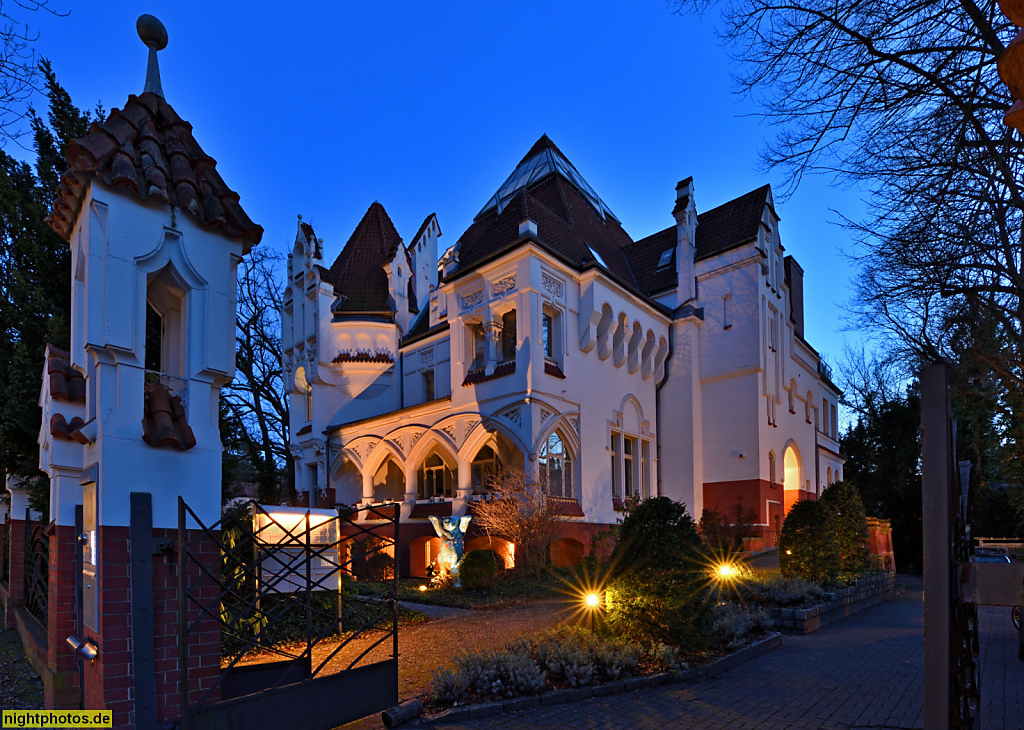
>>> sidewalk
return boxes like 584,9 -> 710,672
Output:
368,574 -> 1022,730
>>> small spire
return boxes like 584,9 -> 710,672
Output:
137,15 -> 168,98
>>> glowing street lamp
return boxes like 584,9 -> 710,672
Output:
585,592 -> 601,608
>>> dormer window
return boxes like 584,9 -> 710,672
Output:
587,245 -> 608,268
657,249 -> 673,269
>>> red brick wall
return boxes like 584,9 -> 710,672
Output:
4,518 -> 30,630
46,526 -> 80,709
703,480 -> 790,547
80,526 -> 221,729
866,518 -> 895,571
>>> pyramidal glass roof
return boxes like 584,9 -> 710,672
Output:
476,136 -> 619,223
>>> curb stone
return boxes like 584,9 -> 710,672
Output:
418,633 -> 782,726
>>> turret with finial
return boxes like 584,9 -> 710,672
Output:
137,14 -> 168,98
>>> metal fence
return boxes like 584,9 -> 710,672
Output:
23,514 -> 49,626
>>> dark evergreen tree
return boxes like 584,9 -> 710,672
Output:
819,481 -> 872,578
0,62 -> 92,514
840,386 -> 923,572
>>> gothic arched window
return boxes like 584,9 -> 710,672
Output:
540,431 -> 573,499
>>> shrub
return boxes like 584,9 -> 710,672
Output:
460,549 -> 500,589
711,603 -> 774,649
365,551 -> 394,581
741,573 -> 824,607
531,626 -> 641,686
427,626 -> 685,707
606,497 -> 712,650
779,500 -> 840,584
819,481 -> 873,579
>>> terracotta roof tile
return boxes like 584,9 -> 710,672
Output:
409,502 -> 453,519
327,202 -> 404,313
296,424 -> 312,436
50,414 -> 88,444
142,382 -> 196,450
462,360 -> 515,386
46,349 -> 86,403
331,351 -> 395,364
548,497 -> 585,517
362,503 -> 399,521
544,362 -> 566,379
47,92 -> 262,251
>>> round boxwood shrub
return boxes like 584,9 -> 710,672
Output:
779,499 -> 839,585
460,549 -> 501,589
819,481 -> 872,579
606,497 -> 712,651
365,551 -> 394,581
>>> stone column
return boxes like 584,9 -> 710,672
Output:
454,455 -> 473,515
362,468 -> 375,504
402,463 -> 418,520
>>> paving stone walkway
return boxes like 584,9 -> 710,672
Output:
345,574 -> 1024,729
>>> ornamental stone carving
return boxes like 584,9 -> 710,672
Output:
460,289 -> 484,310
504,407 -> 522,427
542,274 -> 563,298
420,348 -> 434,365
492,275 -> 516,297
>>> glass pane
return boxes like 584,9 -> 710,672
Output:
543,314 -> 553,358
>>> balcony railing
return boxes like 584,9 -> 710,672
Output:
817,358 -> 833,382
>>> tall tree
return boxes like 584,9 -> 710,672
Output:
675,0 -> 1024,471
222,246 -> 291,504
0,62 -> 91,513
0,1 -> 67,146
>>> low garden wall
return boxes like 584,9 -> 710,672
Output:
768,572 -> 900,634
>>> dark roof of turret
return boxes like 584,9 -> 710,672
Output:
327,201 -> 405,313
47,92 -> 262,251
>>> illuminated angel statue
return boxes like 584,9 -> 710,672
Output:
428,515 -> 472,587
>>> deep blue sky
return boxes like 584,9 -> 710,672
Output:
15,0 -> 869,371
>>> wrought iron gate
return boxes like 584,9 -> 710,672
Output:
178,498 -> 400,730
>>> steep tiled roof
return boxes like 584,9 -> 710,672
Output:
695,185 -> 770,261
625,185 -> 771,296
453,174 -> 638,288
142,382 -> 196,450
48,92 -> 262,251
624,227 -> 676,296
410,212 -> 440,245
327,202 -> 404,313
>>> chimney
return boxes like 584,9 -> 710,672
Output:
673,177 -> 697,303
784,255 -> 804,339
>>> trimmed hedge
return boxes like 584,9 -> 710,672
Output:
779,500 -> 839,584
460,549 -> 501,589
819,481 -> 873,579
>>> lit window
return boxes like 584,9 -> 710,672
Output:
540,431 -> 573,499
418,453 -> 454,499
611,431 -> 621,497
587,245 -> 608,268
423,370 -> 435,402
641,441 -> 650,498
501,310 -> 517,362
471,445 -> 501,493
623,437 -> 636,498
657,249 -> 673,269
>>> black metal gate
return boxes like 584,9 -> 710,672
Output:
178,498 -> 400,730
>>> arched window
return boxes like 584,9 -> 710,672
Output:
471,445 -> 501,493
827,466 -> 833,485
418,453 -> 454,499
768,451 -> 776,484
540,431 -> 573,499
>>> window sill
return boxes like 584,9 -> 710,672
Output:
544,361 -> 566,379
462,361 -> 516,386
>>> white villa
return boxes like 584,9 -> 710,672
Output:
283,136 -> 844,576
